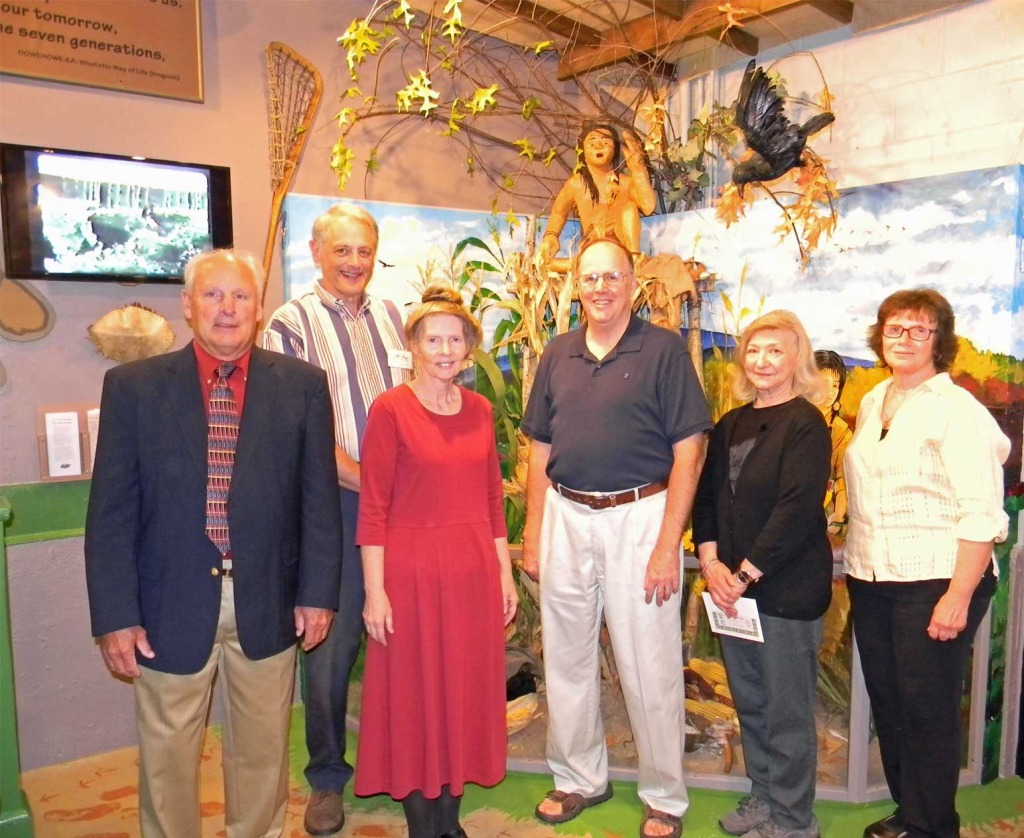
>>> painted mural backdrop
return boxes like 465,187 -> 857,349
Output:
285,167 -> 1023,422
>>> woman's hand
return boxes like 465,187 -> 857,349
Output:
500,567 -> 519,627
928,539 -> 994,641
928,590 -> 970,641
363,589 -> 393,646
704,561 -> 743,618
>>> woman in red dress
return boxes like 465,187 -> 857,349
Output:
354,285 -> 518,838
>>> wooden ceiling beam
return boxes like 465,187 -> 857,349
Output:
711,25 -> 759,55
642,0 -> 685,19
556,0 -> 809,80
806,0 -> 855,24
631,52 -> 678,81
488,0 -> 603,46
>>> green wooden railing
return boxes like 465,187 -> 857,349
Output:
0,497 -> 33,836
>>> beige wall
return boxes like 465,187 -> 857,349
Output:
1,0 -> 1021,770
737,0 -> 1024,189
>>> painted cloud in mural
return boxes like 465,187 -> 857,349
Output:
644,165 -> 1022,361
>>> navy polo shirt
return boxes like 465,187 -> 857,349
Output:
522,314 -> 711,493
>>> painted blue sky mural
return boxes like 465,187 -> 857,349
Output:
644,165 -> 1023,362
283,165 -> 1022,365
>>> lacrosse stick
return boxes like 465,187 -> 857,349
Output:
262,41 -> 323,294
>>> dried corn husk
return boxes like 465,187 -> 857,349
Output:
507,692 -> 539,736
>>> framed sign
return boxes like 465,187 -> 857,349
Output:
0,0 -> 203,102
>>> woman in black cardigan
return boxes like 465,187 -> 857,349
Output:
693,310 -> 832,838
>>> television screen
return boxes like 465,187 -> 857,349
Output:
0,143 -> 232,283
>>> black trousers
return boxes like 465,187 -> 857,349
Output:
848,572 -> 995,838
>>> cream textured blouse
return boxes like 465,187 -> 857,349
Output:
843,373 -> 1010,582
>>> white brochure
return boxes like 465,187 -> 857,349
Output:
44,411 -> 82,478
701,593 -> 764,643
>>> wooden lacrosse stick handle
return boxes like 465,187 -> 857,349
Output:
262,185 -> 291,289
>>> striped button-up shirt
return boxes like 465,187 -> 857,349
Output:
262,282 -> 409,459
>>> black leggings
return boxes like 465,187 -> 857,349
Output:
400,785 -> 462,838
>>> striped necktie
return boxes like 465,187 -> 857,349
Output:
206,362 -> 238,555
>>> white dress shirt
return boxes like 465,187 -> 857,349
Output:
843,373 -> 1010,582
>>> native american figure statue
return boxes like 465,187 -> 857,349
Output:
539,122 -> 656,265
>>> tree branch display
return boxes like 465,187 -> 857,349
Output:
330,0 -> 838,261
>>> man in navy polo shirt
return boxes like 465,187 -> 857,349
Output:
521,236 -> 710,838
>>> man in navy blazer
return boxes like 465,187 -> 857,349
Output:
85,249 -> 342,837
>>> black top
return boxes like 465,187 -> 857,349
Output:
693,397 -> 833,620
521,315 -> 711,492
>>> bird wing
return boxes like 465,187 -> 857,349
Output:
735,60 -> 804,164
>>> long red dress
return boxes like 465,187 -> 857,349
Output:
354,384 -> 508,799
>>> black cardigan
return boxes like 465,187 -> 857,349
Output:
693,397 -> 833,621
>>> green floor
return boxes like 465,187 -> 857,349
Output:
286,709 -> 1024,837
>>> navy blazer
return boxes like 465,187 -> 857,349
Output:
693,397 -> 833,621
85,343 -> 342,674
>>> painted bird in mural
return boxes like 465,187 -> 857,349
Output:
732,59 -> 835,191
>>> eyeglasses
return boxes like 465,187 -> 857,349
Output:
579,271 -> 629,288
881,324 -> 937,341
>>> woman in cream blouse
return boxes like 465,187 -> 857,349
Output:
844,288 -> 1010,838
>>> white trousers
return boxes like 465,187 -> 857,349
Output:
539,487 -> 688,816
134,579 -> 296,838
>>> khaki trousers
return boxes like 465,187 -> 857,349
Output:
134,579 -> 296,838
539,487 -> 689,817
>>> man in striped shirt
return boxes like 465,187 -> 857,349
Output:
262,204 -> 410,836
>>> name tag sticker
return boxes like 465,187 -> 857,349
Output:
388,349 -> 413,370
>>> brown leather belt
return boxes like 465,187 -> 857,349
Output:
553,480 -> 668,510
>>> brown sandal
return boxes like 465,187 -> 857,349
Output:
534,784 -> 614,824
640,804 -> 682,838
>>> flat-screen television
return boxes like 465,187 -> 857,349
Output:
0,143 -> 233,284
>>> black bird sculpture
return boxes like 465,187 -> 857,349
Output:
732,59 -> 835,191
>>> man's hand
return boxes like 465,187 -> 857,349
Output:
335,445 -> 361,492
98,626 -> 154,679
521,538 -> 540,582
643,545 -> 680,607
644,435 -> 705,607
521,440 -> 552,583
294,606 -> 334,651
